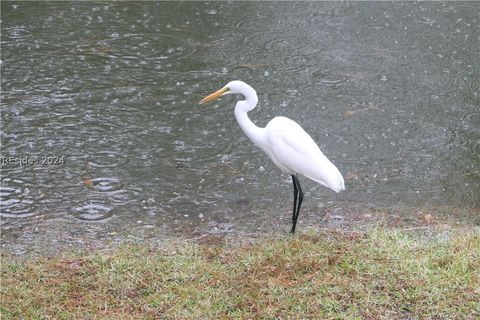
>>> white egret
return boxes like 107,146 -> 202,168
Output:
200,80 -> 345,233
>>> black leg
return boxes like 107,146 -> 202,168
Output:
291,175 -> 304,234
291,174 -> 298,225
296,177 -> 304,219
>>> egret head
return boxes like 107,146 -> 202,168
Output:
199,80 -> 255,104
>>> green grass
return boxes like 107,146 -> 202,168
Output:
1,227 -> 479,319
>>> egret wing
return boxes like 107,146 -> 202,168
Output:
265,117 -> 345,192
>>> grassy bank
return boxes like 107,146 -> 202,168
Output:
1,227 -> 479,319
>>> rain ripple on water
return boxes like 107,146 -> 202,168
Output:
84,177 -> 124,192
72,203 -> 114,222
0,178 -> 38,218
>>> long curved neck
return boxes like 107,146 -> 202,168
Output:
234,95 -> 266,149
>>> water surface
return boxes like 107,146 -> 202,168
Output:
1,2 -> 479,255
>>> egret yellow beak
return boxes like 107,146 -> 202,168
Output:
199,86 -> 229,104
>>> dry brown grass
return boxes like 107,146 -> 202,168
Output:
1,227 -> 479,319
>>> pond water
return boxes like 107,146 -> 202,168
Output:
1,2 -> 479,255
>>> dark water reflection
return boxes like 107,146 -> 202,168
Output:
1,2 -> 478,254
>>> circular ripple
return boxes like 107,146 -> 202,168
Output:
5,26 -> 30,40
110,188 -> 142,204
264,38 -> 293,52
72,203 -> 114,222
0,178 -> 37,218
85,177 -> 124,192
284,54 -> 309,72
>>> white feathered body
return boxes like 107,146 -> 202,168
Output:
256,116 -> 345,193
